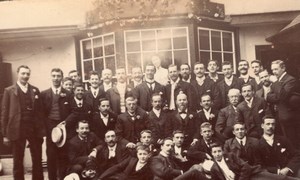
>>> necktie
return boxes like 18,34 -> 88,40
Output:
93,91 -> 97,97
56,89 -> 59,95
78,103 -> 82,107
240,140 -> 246,158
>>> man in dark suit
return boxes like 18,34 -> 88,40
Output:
224,122 -> 259,165
106,67 -> 133,115
238,60 -> 255,85
197,94 -> 219,130
84,71 -> 105,112
90,98 -> 117,140
237,84 -> 267,138
215,88 -> 240,140
150,138 -> 207,180
267,60 -> 300,148
165,64 -> 197,111
165,93 -> 199,148
256,115 -> 300,177
65,120 -> 103,179
133,63 -> 165,112
251,60 -> 264,91
40,68 -> 71,180
217,61 -> 243,108
130,66 -> 143,88
207,59 -> 224,83
180,63 -> 193,83
100,68 -> 113,92
1,65 -> 44,180
191,62 -> 221,110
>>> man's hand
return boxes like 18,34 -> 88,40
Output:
190,139 -> 198,146
126,142 -> 136,149
88,150 -> 97,158
3,137 -> 10,146
279,167 -> 290,176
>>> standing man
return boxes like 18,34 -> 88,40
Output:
180,63 -> 192,83
207,59 -> 223,83
68,70 -> 82,83
130,67 -> 144,88
1,65 -> 44,180
41,68 -> 71,180
267,60 -> 300,148
100,69 -> 113,92
251,60 -> 264,90
197,94 -> 219,130
133,63 -> 165,112
238,60 -> 255,84
152,55 -> 169,86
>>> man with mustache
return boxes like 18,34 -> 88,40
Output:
130,66 -> 144,88
251,60 -> 264,90
1,65 -> 45,180
238,60 -> 255,84
180,63 -> 192,83
207,59 -> 223,83
100,68 -> 113,92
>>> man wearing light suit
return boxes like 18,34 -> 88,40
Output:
1,65 -> 45,180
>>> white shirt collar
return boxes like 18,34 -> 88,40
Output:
203,108 -> 211,119
100,112 -> 109,119
240,74 -> 250,83
196,76 -> 206,85
152,108 -> 161,117
103,82 -> 112,91
51,86 -> 62,94
245,97 -> 253,107
235,136 -> 246,145
17,81 -> 28,93
171,78 -> 180,85
182,76 -> 191,83
209,73 -> 219,81
108,144 -> 117,151
263,134 -> 274,146
278,72 -> 287,81
224,75 -> 233,85
74,97 -> 83,106
174,146 -> 182,155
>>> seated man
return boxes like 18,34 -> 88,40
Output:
197,94 -> 219,130
224,122 -> 259,165
136,130 -> 158,156
256,115 -> 300,178
210,142 -> 298,180
98,145 -> 153,180
65,120 -> 103,179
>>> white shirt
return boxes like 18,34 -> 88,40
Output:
278,72 -> 287,82
240,74 -> 250,83
245,97 -> 253,108
152,108 -> 161,118
254,75 -> 261,84
133,80 -> 142,88
108,144 -> 117,159
116,83 -> 127,113
236,136 -> 246,146
178,109 -> 187,119
196,76 -> 205,86
135,161 -> 146,171
51,86 -> 62,95
224,75 -> 234,86
17,81 -> 28,93
203,108 -> 212,120
216,158 -> 235,180
263,134 -> 274,146
100,113 -> 109,126
174,146 -> 182,155
145,78 -> 155,90
103,82 -> 112,92
208,73 -> 219,82
154,67 -> 169,86
90,87 -> 99,98
262,85 -> 271,100
182,76 -> 191,83
74,97 -> 83,107
170,78 -> 180,110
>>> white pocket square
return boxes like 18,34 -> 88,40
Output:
258,109 -> 264,113
64,102 -> 69,104
281,148 -> 286,153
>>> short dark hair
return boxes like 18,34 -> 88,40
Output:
51,68 -> 64,77
180,63 -> 191,70
194,62 -> 205,68
239,59 -> 249,66
145,63 -> 156,72
262,115 -> 276,124
136,144 -> 150,153
222,61 -> 233,67
77,120 -> 89,129
208,59 -> 219,66
151,92 -> 162,100
140,130 -> 152,136
89,70 -> 100,79
168,64 -> 178,71
232,121 -> 246,129
73,83 -> 84,91
161,137 -> 173,146
200,93 -> 211,102
17,65 -> 30,73
241,83 -> 254,91
99,98 -> 109,105
210,142 -> 223,152
251,60 -> 262,66
172,130 -> 185,137
62,77 -> 73,84
69,70 -> 79,76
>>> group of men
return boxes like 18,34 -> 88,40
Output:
1,54 -> 300,180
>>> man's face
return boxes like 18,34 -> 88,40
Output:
69,72 -> 81,82
176,94 -> 188,111
222,64 -> 233,78
89,74 -> 100,88
17,67 -> 30,85
140,132 -> 152,146
261,118 -> 275,136
233,124 -> 246,139
200,95 -> 212,110
102,70 -> 112,83
74,87 -> 84,100
251,62 -> 262,76
105,131 -> 117,147
151,95 -> 162,110
259,71 -> 271,87
194,64 -> 205,78
241,85 -> 254,101
271,64 -> 285,78
76,122 -> 90,138
51,71 -> 63,87
207,61 -> 218,73
201,127 -> 213,141
228,93 -> 240,106
137,149 -> 149,163
161,139 -> 174,156
151,56 -> 161,68
99,100 -> 110,115
173,133 -> 184,147
145,65 -> 155,80
238,61 -> 249,75
126,99 -> 137,114
116,69 -> 126,83
211,146 -> 223,162
62,80 -> 73,92
180,64 -> 191,80
168,66 -> 179,82
132,68 -> 143,82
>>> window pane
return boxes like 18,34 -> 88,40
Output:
157,29 -> 171,39
82,40 -> 92,59
142,40 -> 156,51
211,31 -> 221,51
93,37 -> 103,58
141,30 -> 155,40
105,56 -> 116,75
198,30 -> 210,50
173,28 -> 187,37
83,60 -> 93,80
94,58 -> 104,74
158,51 -> 172,68
224,53 -> 233,63
173,37 -> 187,49
126,31 -> 140,41
157,38 -> 171,50
199,51 -> 210,67
104,35 -> 114,45
212,52 -> 222,63
223,32 -> 233,51
142,52 -> 156,69
126,42 -> 140,52
127,53 -> 141,72
174,50 -> 188,66
104,44 -> 115,56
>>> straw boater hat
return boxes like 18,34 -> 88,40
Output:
51,124 -> 66,148
64,173 -> 80,180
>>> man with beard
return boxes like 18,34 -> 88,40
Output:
238,60 -> 255,85
106,68 -> 133,114
191,62 -> 221,110
130,67 -> 144,88
90,98 -> 117,140
165,64 -> 197,112
64,120 -> 103,180
152,55 -> 169,86
100,69 -> 113,92
1,65 -> 45,180
236,84 -> 267,138
133,63 -> 165,112
84,71 -> 105,112
251,60 -> 264,90
180,63 -> 192,83
256,116 -> 300,178
215,89 -> 241,140
165,93 -> 198,148
207,59 -> 223,83
197,94 -> 219,130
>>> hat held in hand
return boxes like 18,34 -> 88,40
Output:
51,123 -> 66,147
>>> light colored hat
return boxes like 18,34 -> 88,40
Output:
64,173 -> 80,180
51,124 -> 66,148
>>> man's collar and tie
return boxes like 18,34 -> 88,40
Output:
100,113 -> 109,126
178,109 -> 188,119
278,72 -> 287,82
236,136 -> 246,146
90,87 -> 99,98
108,144 -> 117,159
263,134 -> 274,146
262,85 -> 271,100
224,75 -> 234,86
245,97 -> 253,108
152,108 -> 161,117
240,74 -> 250,83
51,86 -> 62,95
171,78 -> 180,85
196,76 -> 205,86
74,97 -> 83,107
182,76 -> 191,83
17,81 -> 29,93
216,157 -> 235,180
145,78 -> 155,91
209,73 -> 219,82
135,161 -> 146,171
103,82 -> 112,92
203,108 -> 212,120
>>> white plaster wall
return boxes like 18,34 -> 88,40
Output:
0,36 -> 77,91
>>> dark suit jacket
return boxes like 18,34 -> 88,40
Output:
1,84 -> 45,140
211,153 -> 261,180
256,135 -> 300,174
224,137 -> 259,165
196,108 -> 219,130
99,157 -> 153,180
106,85 -> 133,115
206,74 -> 224,84
148,109 -> 169,142
90,111 -> 117,140
150,154 -> 182,180
236,97 -> 266,138
84,88 -> 106,112
133,81 -> 165,112
165,80 -> 197,112
191,78 -> 221,110
256,88 -> 275,116
215,105 -> 239,139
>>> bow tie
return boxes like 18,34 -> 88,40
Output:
179,111 -> 187,115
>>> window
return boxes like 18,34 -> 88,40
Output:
80,33 -> 116,81
124,27 -> 190,73
198,28 -> 236,72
